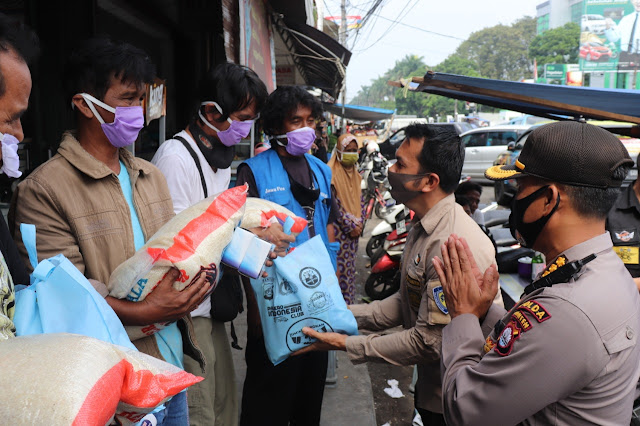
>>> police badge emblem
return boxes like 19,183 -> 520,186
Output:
615,230 -> 635,242
432,285 -> 448,314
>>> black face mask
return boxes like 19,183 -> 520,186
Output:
289,175 -> 320,207
189,123 -> 235,170
509,185 -> 560,248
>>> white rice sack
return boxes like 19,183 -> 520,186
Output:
240,197 -> 308,236
108,185 -> 247,340
0,333 -> 202,426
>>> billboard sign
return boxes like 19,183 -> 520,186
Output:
580,0 -> 640,71
240,0 -> 276,92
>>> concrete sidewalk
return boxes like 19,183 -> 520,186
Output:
229,308 -> 377,426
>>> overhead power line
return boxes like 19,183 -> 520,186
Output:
349,2 -> 474,53
353,0 -> 419,52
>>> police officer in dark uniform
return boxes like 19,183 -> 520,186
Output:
607,160 -> 640,290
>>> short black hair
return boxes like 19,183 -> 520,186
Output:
558,165 -> 630,219
261,86 -> 322,136
456,180 -> 483,196
197,62 -> 268,121
0,13 -> 39,97
404,123 -> 464,193
64,36 -> 156,104
455,194 -> 471,207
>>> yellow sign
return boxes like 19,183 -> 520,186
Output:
613,246 -> 639,265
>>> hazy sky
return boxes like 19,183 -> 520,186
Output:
322,0 -> 542,102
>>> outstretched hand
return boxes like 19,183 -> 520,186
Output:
248,222 -> 296,256
432,234 -> 499,319
291,327 -> 347,356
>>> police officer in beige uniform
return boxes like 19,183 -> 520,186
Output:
434,121 -> 640,425
295,124 -> 502,424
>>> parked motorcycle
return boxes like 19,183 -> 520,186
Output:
366,205 -> 412,258
374,190 -> 395,219
361,154 -> 391,232
365,225 -> 409,300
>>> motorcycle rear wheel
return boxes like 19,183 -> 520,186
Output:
365,270 -> 400,300
366,234 -> 387,258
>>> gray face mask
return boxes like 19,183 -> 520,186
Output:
387,170 -> 429,204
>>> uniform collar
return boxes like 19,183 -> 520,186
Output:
57,130 -> 153,179
418,193 -> 455,235
549,232 -> 613,266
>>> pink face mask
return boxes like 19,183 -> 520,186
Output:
80,93 -> 144,148
198,101 -> 256,147
274,127 -> 317,156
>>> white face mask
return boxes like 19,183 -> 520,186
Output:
0,133 -> 21,178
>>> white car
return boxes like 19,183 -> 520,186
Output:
581,14 -> 607,35
460,125 -> 530,182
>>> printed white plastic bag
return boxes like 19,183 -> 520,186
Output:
0,333 -> 202,426
108,185 -> 247,340
250,235 -> 358,365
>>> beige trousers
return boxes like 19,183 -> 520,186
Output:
184,317 -> 238,426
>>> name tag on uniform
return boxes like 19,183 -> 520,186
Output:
613,246 -> 640,264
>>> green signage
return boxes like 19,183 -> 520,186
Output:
545,64 -> 566,78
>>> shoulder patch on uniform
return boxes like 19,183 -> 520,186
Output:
432,285 -> 448,314
494,321 -> 522,357
511,310 -> 533,331
518,300 -> 551,323
483,335 -> 496,354
616,231 -> 635,242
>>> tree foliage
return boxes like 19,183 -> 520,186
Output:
529,22 -> 580,66
455,17 -> 536,80
350,54 -> 426,108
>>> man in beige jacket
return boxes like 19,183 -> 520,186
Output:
9,37 -> 209,425
297,123 -> 502,424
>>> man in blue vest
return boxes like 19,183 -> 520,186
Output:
236,85 -> 337,426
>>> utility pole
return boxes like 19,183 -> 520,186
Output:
317,0 -> 323,31
340,0 -> 347,128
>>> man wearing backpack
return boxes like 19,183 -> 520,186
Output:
151,62 -> 268,426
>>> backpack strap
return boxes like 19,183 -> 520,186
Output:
175,135 -> 208,198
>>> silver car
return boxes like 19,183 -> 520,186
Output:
460,125 -> 530,182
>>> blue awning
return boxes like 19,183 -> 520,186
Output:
322,103 -> 395,121
391,72 -> 640,125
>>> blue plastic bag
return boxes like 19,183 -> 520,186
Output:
13,224 -> 136,350
250,235 -> 358,365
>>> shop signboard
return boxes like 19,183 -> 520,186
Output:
144,79 -> 166,125
276,65 -> 296,85
545,64 -> 567,84
580,0 -> 640,72
566,64 -> 583,86
240,0 -> 276,92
